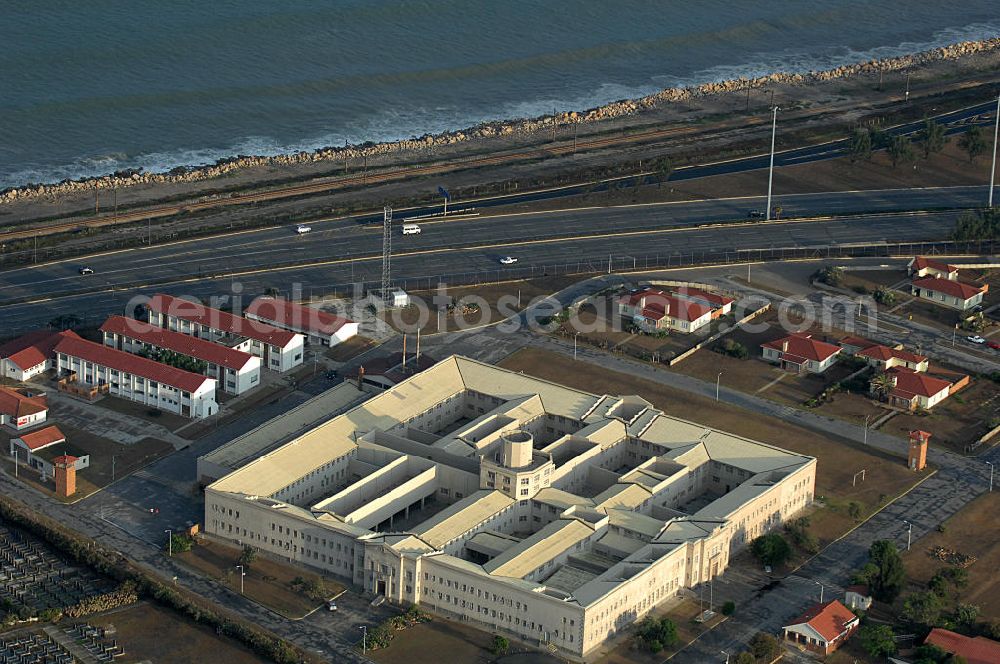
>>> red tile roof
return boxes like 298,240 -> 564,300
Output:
910,256 -> 958,274
925,628 -> 1000,664
52,454 -> 79,465
839,335 -> 875,350
761,333 -> 841,362
620,289 -> 712,322
147,294 -> 298,347
245,297 -> 355,336
670,287 -> 735,308
784,600 -> 857,643
888,367 -> 952,400
100,316 -> 255,372
54,335 -> 213,393
857,344 -> 927,365
17,425 -> 66,452
912,277 -> 988,301
0,387 -> 47,419
0,330 -> 79,371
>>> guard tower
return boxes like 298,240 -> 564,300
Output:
53,455 -> 78,498
501,430 -> 534,469
908,430 -> 929,472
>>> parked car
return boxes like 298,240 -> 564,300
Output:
78,267 -> 94,275
966,335 -> 987,344
295,225 -> 312,234
987,340 -> 1000,351
499,256 -> 518,265
327,600 -> 338,611
747,209 -> 765,219
325,370 -> 338,380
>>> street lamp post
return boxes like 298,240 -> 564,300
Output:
766,106 -> 779,221
574,332 -> 580,360
165,529 -> 173,557
903,520 -> 912,551
990,93 -> 1000,208
236,565 -> 245,594
863,414 -> 872,446
359,625 -> 368,654
721,651 -> 730,664
815,581 -> 824,603
987,461 -> 994,493
716,372 -> 723,401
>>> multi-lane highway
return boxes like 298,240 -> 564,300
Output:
0,185 -> 976,336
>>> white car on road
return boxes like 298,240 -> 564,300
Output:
966,335 -> 987,344
295,225 -> 312,234
499,256 -> 518,265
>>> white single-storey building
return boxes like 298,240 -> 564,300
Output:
54,335 -> 218,418
100,316 -> 261,395
911,277 -> 987,311
761,333 -> 841,374
0,330 -> 79,382
0,387 -> 48,431
618,289 -> 713,333
245,297 -> 359,347
147,294 -> 304,373
10,425 -> 90,477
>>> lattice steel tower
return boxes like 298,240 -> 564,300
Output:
381,206 -> 392,299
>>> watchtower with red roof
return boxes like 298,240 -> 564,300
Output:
53,454 -> 77,498
909,430 -> 930,471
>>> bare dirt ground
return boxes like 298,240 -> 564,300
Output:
888,377 -> 1000,452
366,618 -> 494,664
899,492 -> 1000,620
498,347 -> 924,548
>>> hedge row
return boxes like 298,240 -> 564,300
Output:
0,496 -> 302,664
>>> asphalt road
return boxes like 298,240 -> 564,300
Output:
0,187 -> 986,303
0,202 -> 966,336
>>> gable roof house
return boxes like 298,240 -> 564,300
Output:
907,256 -> 959,280
0,387 -> 48,431
911,277 -> 988,311
0,330 -> 80,381
856,344 -> 929,373
245,297 -> 359,347
879,367 -> 956,411
782,600 -> 859,655
924,628 -> 1000,664
618,288 -> 714,333
761,333 -> 841,374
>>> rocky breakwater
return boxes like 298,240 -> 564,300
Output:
3,36 -> 999,206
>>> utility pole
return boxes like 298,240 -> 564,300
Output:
987,461 -> 994,493
716,372 -> 723,401
113,185 -> 118,223
766,106 -> 779,221
236,565 -> 245,594
905,72 -> 911,102
573,119 -> 579,153
165,529 -> 173,556
863,414 -> 871,446
746,81 -> 751,111
989,92 -> 1000,208
359,626 -> 367,654
902,520 -> 912,551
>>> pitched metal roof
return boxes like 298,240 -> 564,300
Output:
245,297 -> 355,336
148,294 -> 299,347
101,316 -> 256,371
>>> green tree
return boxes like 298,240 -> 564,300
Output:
959,125 -> 987,162
888,135 -> 916,168
849,128 -> 873,162
721,600 -> 736,616
847,502 -> 863,521
167,534 -> 193,554
918,119 -> 947,158
870,372 -> 895,401
952,208 -> 1000,241
816,265 -> 845,287
636,617 -> 678,652
49,314 -> 82,329
864,540 -> 906,603
749,632 -> 781,661
873,287 -> 896,306
734,653 -> 756,664
955,603 -> 979,626
238,545 -> 257,569
751,533 -> 792,568
859,624 -> 898,658
652,156 -> 674,187
868,126 -> 889,151
913,642 -> 947,662
903,590 -> 944,626
490,635 -> 510,656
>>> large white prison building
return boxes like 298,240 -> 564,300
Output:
205,357 -> 815,659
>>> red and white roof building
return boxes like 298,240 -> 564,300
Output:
669,287 -> 734,318
618,288 -> 715,333
0,386 -> 48,431
9,425 -> 89,475
855,343 -> 929,373
881,366 -> 957,411
0,330 -> 79,381
782,600 -> 859,655
245,297 -> 359,347
761,333 -> 841,374
907,256 -> 959,280
100,316 -> 261,395
911,277 -> 988,311
147,294 -> 304,372
54,334 -> 218,418
924,628 -> 1000,664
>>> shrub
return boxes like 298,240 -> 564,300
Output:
715,338 -> 749,360
490,635 -> 510,656
859,624 -> 898,657
749,632 -> 781,660
636,617 -> 678,652
751,533 -> 792,568
721,600 -> 736,616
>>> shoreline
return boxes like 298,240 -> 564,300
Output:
3,36 -> 999,206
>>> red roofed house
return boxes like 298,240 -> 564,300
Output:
0,330 -> 79,381
907,256 -> 959,280
761,333 -> 841,374
911,277 -> 988,311
147,294 -> 304,372
100,316 -> 261,395
0,386 -> 48,431
879,367 -> 955,411
782,600 -> 859,655
9,425 -> 90,477
54,335 -> 218,418
245,297 -> 359,347
856,344 -> 929,373
669,287 -> 735,318
618,288 -> 714,333
924,628 -> 1000,664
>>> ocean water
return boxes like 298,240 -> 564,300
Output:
1,1 -> 998,189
